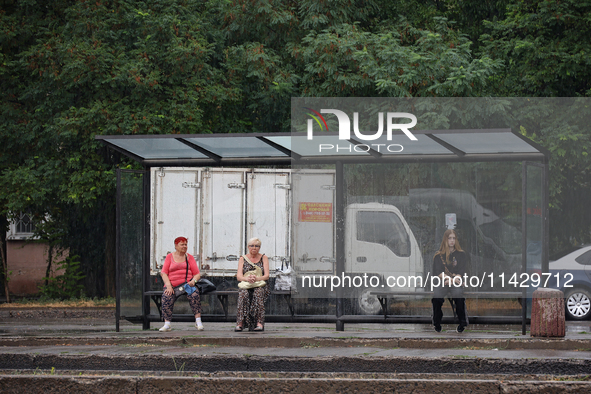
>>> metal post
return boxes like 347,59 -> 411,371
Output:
542,161 -> 549,274
335,161 -> 345,331
142,168 -> 151,330
115,169 -> 121,332
521,163 -> 527,336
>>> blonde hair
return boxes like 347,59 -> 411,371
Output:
434,229 -> 463,264
247,237 -> 261,247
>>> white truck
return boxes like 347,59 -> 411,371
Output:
150,167 -> 423,314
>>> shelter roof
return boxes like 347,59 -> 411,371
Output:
96,129 -> 548,167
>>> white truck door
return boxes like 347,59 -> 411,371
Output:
246,170 -> 291,272
201,169 -> 246,275
291,171 -> 335,274
347,203 -> 421,289
151,168 -> 200,275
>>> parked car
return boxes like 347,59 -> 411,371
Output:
548,245 -> 591,320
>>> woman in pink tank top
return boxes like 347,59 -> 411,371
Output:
159,237 -> 203,332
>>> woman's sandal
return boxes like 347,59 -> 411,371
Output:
253,325 -> 264,332
235,325 -> 243,332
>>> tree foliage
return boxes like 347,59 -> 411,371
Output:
1,0 -> 590,297
477,0 -> 591,251
0,0 -> 232,296
480,0 -> 591,97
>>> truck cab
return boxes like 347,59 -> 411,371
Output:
344,203 -> 423,314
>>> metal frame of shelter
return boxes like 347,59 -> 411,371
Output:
97,129 -> 549,334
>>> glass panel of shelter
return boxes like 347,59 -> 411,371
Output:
339,161 -> 525,316
118,170 -> 145,319
183,137 -> 289,158
109,138 -> 209,160
524,163 -> 544,318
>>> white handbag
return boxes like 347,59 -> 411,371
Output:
238,255 -> 267,289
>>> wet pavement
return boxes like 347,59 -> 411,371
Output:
1,312 -> 591,392
0,314 -> 590,359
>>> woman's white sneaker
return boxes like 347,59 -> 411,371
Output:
159,325 -> 172,332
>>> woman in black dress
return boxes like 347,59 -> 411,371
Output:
432,229 -> 469,333
235,237 -> 270,331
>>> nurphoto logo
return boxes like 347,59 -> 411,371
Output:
302,108 -> 418,153
304,108 -> 418,141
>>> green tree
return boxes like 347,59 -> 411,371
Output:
0,0 -> 235,297
296,19 -> 502,97
515,100 -> 591,252
480,0 -> 591,97
2,0 -> 590,300
479,1 -> 591,252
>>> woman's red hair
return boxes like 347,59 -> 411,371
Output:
174,236 -> 188,245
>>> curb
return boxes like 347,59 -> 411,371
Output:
1,336 -> 590,351
0,307 -> 114,320
1,353 -> 590,375
1,374 -> 590,394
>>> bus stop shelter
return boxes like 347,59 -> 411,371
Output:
97,126 -> 549,333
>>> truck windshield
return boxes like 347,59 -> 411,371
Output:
356,211 -> 411,257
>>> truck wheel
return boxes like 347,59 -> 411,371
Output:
353,288 -> 382,315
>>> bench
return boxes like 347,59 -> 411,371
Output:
370,290 -> 523,318
145,289 -> 294,321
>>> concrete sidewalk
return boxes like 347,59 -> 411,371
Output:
1,318 -> 590,373
1,321 -> 591,357
1,313 -> 591,355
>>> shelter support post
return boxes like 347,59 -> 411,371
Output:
115,169 -> 121,332
521,162 -> 527,336
142,167 -> 151,330
335,161 -> 345,331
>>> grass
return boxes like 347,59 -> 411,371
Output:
0,296 -> 115,308
361,350 -> 380,355
300,341 -> 321,348
180,343 -> 218,348
553,375 -> 591,381
119,343 -> 160,348
172,357 -> 186,373
456,345 -> 503,350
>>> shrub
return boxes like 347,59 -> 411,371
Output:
39,255 -> 85,300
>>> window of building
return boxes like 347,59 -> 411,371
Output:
6,212 -> 37,240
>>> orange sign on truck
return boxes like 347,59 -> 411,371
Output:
299,202 -> 333,223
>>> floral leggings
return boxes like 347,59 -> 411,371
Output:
161,286 -> 202,321
236,286 -> 270,329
